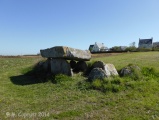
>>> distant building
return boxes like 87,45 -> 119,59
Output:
89,45 -> 94,52
89,42 -> 108,52
153,42 -> 159,49
110,46 -> 127,51
138,38 -> 153,49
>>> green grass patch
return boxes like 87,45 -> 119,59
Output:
1,52 -> 159,119
142,67 -> 159,79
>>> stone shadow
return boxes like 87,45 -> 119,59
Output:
10,62 -> 51,85
10,75 -> 41,85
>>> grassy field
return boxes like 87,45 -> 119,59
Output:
1,52 -> 159,120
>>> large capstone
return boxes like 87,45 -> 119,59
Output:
51,59 -> 73,76
40,46 -> 91,61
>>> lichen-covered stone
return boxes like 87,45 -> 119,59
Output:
40,46 -> 91,61
104,64 -> 119,77
88,68 -> 107,81
120,65 -> 141,76
91,61 -> 118,77
88,62 -> 118,81
92,61 -> 105,70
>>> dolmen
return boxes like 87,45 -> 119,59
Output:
40,46 -> 91,76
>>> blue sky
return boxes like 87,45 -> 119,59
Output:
0,0 -> 159,55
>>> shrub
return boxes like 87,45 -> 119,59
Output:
89,77 -> 123,93
120,64 -> 143,81
53,74 -> 72,84
152,47 -> 159,51
103,82 -> 112,92
112,85 -> 120,92
142,67 -> 158,79
77,80 -> 91,90
83,61 -> 96,76
92,79 -> 102,90
125,46 -> 137,52
111,77 -> 121,84
130,67 -> 143,80
137,48 -> 152,52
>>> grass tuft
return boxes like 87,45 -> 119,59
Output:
142,67 -> 158,79
52,74 -> 73,84
86,77 -> 124,93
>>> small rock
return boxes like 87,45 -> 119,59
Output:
92,61 -> 105,70
91,61 -> 118,77
120,65 -> 141,76
88,68 -> 107,81
104,64 -> 119,77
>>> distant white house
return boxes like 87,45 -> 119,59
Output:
89,45 -> 94,52
89,42 -> 108,52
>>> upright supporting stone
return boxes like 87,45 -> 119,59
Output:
70,60 -> 76,69
74,61 -> 87,72
43,59 -> 51,72
51,59 -> 73,76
